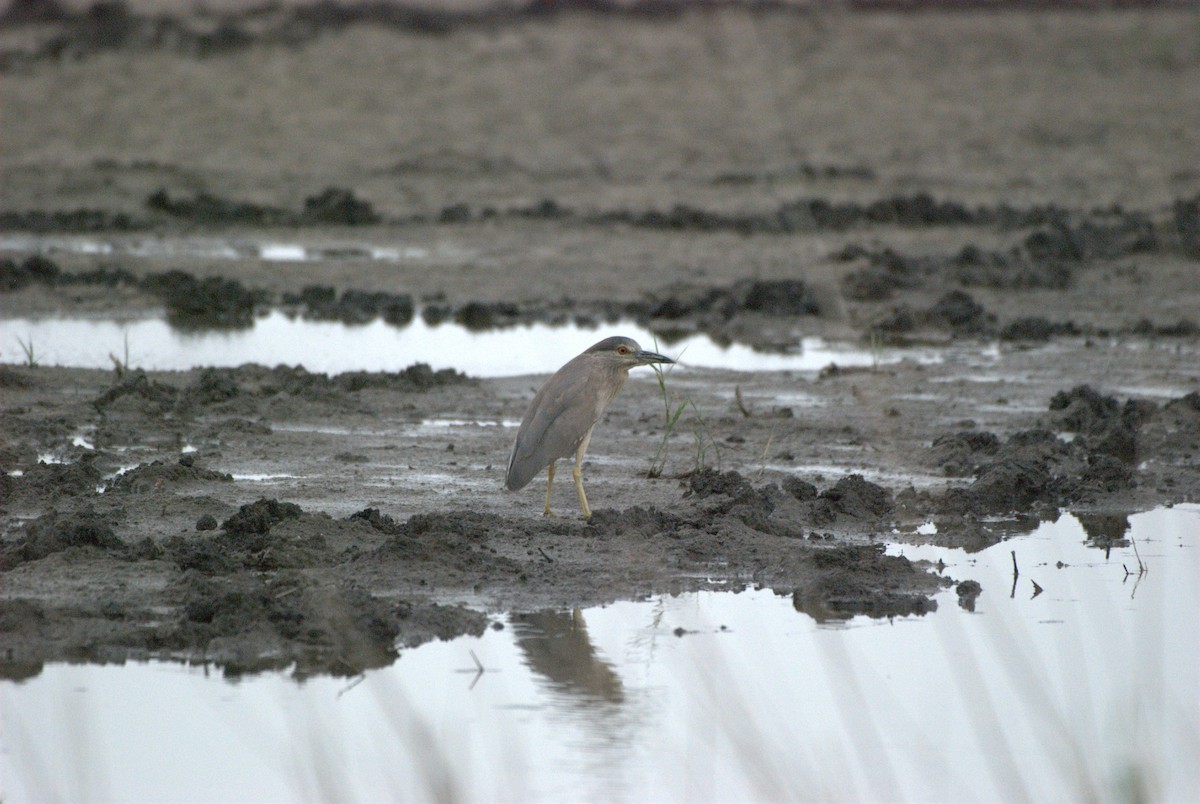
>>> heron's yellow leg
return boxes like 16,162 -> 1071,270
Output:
573,429 -> 594,520
543,464 -> 555,517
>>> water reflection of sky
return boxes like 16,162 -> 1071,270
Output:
0,311 -> 947,376
2,505 -> 1196,802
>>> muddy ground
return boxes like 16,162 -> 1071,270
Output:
1,3 -> 1199,678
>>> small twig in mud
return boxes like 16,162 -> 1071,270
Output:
537,547 -> 553,563
755,426 -> 776,481
735,385 -> 752,417
687,398 -> 722,472
1030,579 -> 1044,598
1010,550 -> 1020,599
1130,532 -> 1147,575
109,331 -> 132,377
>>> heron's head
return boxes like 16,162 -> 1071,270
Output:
584,336 -> 675,369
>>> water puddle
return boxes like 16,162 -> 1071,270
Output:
0,311 -> 950,376
3,505 -> 1196,802
0,234 -> 434,263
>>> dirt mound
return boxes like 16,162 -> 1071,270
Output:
107,457 -> 233,494
923,385 -> 1200,518
928,431 -> 1001,477
6,456 -> 104,503
816,474 -> 895,519
791,545 -> 940,622
1,507 -> 123,570
146,187 -> 379,227
282,286 -> 415,326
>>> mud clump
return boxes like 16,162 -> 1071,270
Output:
929,290 -> 993,336
282,286 -> 415,326
929,431 -> 1001,477
141,270 -> 265,329
107,458 -> 233,494
0,256 -> 265,330
686,468 -> 754,500
791,545 -> 939,622
182,364 -> 471,406
817,474 -> 894,519
876,290 -> 996,338
1000,317 -> 1081,341
1175,195 -> 1200,259
300,187 -> 380,225
1137,392 -> 1200,466
933,385 -> 1178,516
686,468 -> 894,530
0,209 -> 143,233
146,187 -> 378,227
93,368 -> 178,414
956,580 -> 983,611
146,189 -> 291,226
1,507 -> 123,570
733,279 -> 821,316
1048,384 -> 1143,462
0,255 -> 62,290
221,498 -> 304,536
843,210 -> 1159,304
173,571 -> 478,677
6,455 -> 104,501
371,511 -> 534,578
628,278 -> 824,332
455,300 -> 524,330
163,500 -> 333,575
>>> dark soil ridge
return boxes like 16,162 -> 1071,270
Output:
6,187 -> 1198,242
3,379 -> 1197,677
0,471 -> 952,680
5,0 -> 1197,71
4,252 -> 1198,344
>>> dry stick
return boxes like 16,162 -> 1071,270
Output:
1010,550 -> 1019,599
735,385 -> 752,417
1130,532 -> 1147,574
755,426 -> 776,481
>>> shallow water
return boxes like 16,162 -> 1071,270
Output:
0,311 -> 946,376
3,505 -> 1196,803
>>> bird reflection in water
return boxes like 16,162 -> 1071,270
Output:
510,609 -> 624,705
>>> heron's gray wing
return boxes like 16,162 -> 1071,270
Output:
505,359 -> 603,490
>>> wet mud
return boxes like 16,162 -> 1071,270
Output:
2,3 -> 1199,678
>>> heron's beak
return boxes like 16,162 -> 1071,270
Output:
635,349 -> 675,366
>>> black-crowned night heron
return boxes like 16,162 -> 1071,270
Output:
505,336 -> 674,519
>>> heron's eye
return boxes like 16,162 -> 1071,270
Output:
617,346 -> 629,355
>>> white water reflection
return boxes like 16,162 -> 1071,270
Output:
0,311 -> 944,376
0,234 -> 430,262
2,505 -> 1196,802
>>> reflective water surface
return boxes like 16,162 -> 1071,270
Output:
0,312 -> 947,376
3,506 -> 1196,802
